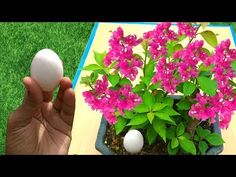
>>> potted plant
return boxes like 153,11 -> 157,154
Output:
80,22 -> 236,155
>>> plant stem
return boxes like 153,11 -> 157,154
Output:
187,118 -> 200,138
143,43 -> 148,77
88,83 -> 95,90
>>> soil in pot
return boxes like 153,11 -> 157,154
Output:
104,121 -> 212,155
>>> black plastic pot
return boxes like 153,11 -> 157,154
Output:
95,96 -> 224,155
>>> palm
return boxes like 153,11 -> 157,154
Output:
6,77 -> 75,155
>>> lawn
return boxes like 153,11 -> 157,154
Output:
0,22 -> 235,155
0,22 -> 94,154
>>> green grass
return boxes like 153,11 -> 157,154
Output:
0,22 -> 235,155
0,22 -> 94,154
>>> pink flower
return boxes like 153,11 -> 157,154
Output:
152,58 -> 180,94
208,39 -> 236,97
173,40 -> 207,82
144,22 -> 177,60
189,92 -> 236,129
82,75 -> 142,124
104,27 -> 143,81
177,22 -> 198,38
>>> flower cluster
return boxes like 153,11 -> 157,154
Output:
143,22 -> 177,60
152,57 -> 179,94
104,27 -> 143,81
83,75 -> 142,124
189,40 -> 236,129
177,22 -> 198,38
152,40 -> 208,94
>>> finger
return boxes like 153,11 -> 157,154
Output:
43,91 -> 53,102
60,88 -> 75,127
22,77 -> 43,110
8,77 -> 43,128
53,77 -> 72,111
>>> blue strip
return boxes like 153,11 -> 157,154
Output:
230,25 -> 236,45
72,22 -> 99,89
110,22 -> 157,26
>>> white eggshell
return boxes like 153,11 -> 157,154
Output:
123,129 -> 144,154
30,48 -> 63,91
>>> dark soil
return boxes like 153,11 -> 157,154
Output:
104,121 -> 213,155
104,125 -> 167,155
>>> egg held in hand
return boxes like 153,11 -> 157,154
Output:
123,129 -> 144,154
30,49 -> 63,91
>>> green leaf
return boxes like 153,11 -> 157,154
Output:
152,103 -> 167,111
108,61 -> 118,69
166,127 -> 176,140
119,78 -> 132,86
90,72 -> 98,84
141,40 -> 148,50
153,118 -> 166,142
149,82 -> 160,90
201,48 -> 211,56
80,76 -> 91,85
127,114 -> 148,126
173,44 -> 183,53
204,133 -> 225,146
143,91 -> 155,108
171,137 -> 179,149
176,99 -> 191,110
194,134 -> 200,141
123,110 -> 135,119
129,121 -> 148,130
155,90 -> 165,102
107,74 -> 120,87
167,41 -> 175,57
162,97 -> 174,107
199,141 -> 208,155
159,107 -> 180,116
178,136 -> 196,155
114,116 -> 128,135
146,125 -> 158,145
231,60 -> 236,72
182,132 -> 191,140
196,126 -> 211,139
167,142 -> 178,155
199,63 -> 213,72
176,83 -> 184,93
154,112 -> 176,125
177,35 -> 187,42
94,51 -> 106,67
147,112 -> 155,123
199,71 -> 212,78
183,81 -> 196,96
176,123 -> 185,137
229,80 -> 236,87
82,64 -> 103,71
140,76 -> 152,86
200,30 -> 218,48
198,76 -> 217,96
133,82 -> 146,92
145,62 -> 155,77
133,53 -> 143,60
94,69 -> 107,75
134,103 -> 149,113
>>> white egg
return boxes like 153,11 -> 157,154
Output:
30,49 -> 63,91
123,129 -> 144,154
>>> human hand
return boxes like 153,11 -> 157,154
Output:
6,76 -> 75,154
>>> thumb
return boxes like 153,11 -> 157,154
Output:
8,77 -> 43,128
22,77 -> 43,110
